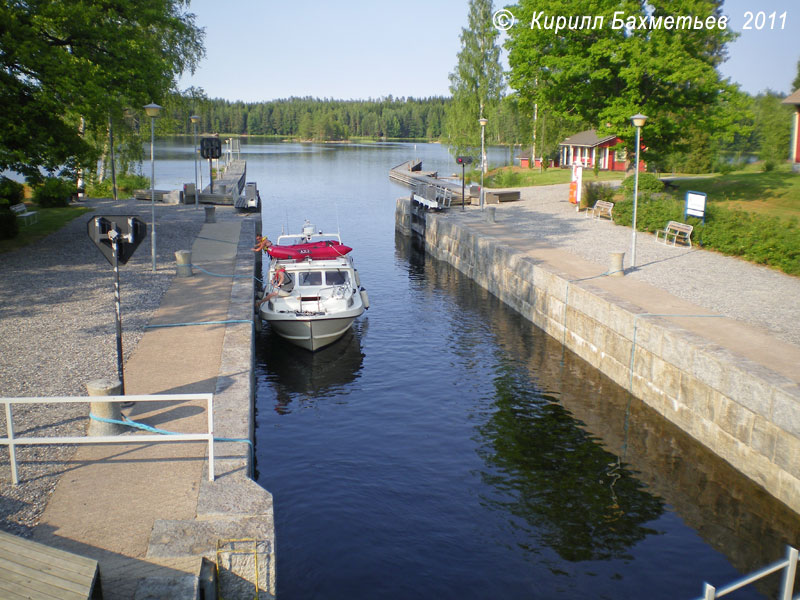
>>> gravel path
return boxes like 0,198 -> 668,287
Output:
464,183 -> 800,348
0,199 -> 225,537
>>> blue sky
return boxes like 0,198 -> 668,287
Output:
178,0 -> 799,102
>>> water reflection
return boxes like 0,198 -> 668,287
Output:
408,234 -> 800,592
255,321 -> 366,413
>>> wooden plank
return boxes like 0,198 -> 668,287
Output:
0,545 -> 96,589
0,568 -> 86,600
0,531 -> 97,577
0,547 -> 96,598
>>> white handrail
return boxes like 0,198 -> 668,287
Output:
0,393 -> 216,485
697,546 -> 799,600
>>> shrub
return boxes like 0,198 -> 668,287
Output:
0,205 -> 19,240
33,177 -> 74,207
620,172 -> 664,197
86,173 -> 150,198
583,182 -> 616,209
489,168 -> 522,188
0,177 -> 25,204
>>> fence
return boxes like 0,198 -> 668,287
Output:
1,393 -> 215,485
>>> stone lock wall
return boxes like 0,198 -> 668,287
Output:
396,198 -> 800,515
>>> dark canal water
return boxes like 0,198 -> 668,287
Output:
158,139 -> 799,599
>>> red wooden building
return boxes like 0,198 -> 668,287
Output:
782,89 -> 800,169
558,129 -> 644,172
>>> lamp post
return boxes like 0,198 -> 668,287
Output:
190,115 -> 200,210
629,113 -> 648,270
479,117 -> 488,211
144,103 -> 162,272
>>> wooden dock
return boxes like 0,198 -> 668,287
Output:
389,160 -> 474,206
199,159 -> 247,205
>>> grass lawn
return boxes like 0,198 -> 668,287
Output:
478,165 -> 624,188
0,203 -> 92,254
666,163 -> 800,221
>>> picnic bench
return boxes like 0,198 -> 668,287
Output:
588,200 -> 614,220
656,220 -> 693,247
11,203 -> 38,226
0,530 -> 102,599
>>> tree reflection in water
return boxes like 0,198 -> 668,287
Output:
475,360 -> 665,562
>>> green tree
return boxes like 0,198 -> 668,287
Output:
752,93 -> 792,169
0,0 -> 204,180
445,0 -> 504,163
792,58 -> 800,92
506,0 -> 736,166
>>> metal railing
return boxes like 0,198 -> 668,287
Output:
695,546 -> 799,600
413,183 -> 453,210
1,393 -> 216,485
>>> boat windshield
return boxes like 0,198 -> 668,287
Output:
325,271 -> 349,285
297,271 -> 323,286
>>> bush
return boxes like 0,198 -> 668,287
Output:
582,182 -> 616,209
86,173 -> 150,198
0,177 -> 25,204
489,168 -> 522,188
0,206 -> 19,240
620,172 -> 664,197
33,177 -> 74,207
611,196 -> 800,276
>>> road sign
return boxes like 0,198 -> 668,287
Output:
200,137 -> 222,159
87,216 -> 147,266
456,156 -> 473,165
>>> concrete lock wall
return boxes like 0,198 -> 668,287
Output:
395,198 -> 800,515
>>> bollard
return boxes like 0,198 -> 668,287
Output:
86,378 -> 125,436
204,205 -> 216,223
486,206 -> 496,223
609,252 -> 625,276
175,250 -> 193,277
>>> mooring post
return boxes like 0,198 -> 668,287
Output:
175,250 -> 193,277
86,378 -> 125,436
204,205 -> 216,223
486,206 -> 496,223
609,252 -> 625,276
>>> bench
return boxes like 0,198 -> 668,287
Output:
588,200 -> 614,220
11,203 -> 38,226
0,530 -> 102,599
656,220 -> 693,247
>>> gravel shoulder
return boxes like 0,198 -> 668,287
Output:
474,183 -> 800,348
0,198 -> 213,536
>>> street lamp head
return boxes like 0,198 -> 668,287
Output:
630,113 -> 648,128
189,114 -> 200,124
144,103 -> 162,118
479,118 -> 489,127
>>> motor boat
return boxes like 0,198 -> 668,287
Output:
258,221 -> 369,351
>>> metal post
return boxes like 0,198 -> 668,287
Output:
207,395 -> 215,481
702,583 -> 716,600
779,546 -> 798,600
5,402 -> 17,485
480,121 -> 486,211
631,124 -> 641,269
150,115 -> 157,272
461,162 -> 466,211
209,157 -> 214,194
111,235 -> 125,394
193,121 -> 199,210
109,114 -> 118,202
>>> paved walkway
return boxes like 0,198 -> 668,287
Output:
31,216 -> 244,599
452,184 -> 800,386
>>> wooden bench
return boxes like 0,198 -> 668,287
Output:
588,200 -> 614,220
11,203 -> 38,226
0,530 -> 102,599
656,220 -> 693,247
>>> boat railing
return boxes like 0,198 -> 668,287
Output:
1,393 -> 218,484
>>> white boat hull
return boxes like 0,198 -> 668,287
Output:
262,310 -> 362,351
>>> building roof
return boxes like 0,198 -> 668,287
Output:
782,89 -> 800,105
559,129 -> 618,147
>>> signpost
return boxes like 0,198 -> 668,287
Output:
685,190 -> 707,223
456,156 -> 473,211
87,216 -> 147,393
200,137 -> 222,193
